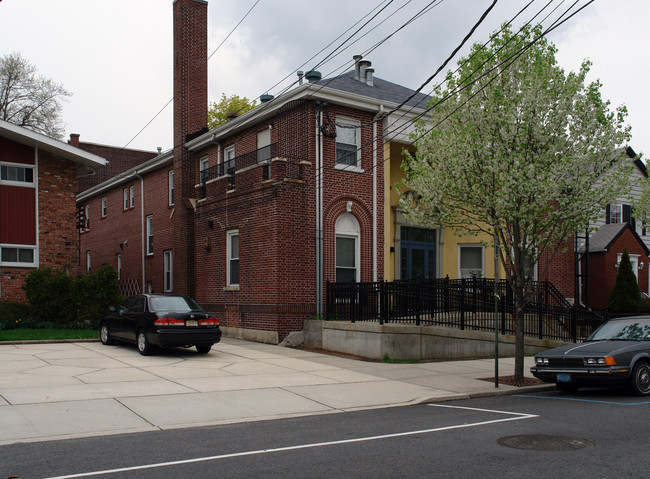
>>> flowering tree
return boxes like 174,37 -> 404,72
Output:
0,52 -> 71,139
400,24 -> 632,383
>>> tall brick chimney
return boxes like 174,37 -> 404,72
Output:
172,0 -> 208,297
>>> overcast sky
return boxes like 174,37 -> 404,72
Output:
1,0 -> 647,156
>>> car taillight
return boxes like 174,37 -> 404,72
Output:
199,317 -> 219,326
154,318 -> 185,326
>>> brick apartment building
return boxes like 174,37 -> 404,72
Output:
0,120 -> 106,302
77,0 -> 430,342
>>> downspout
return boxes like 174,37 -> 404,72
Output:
316,107 -> 324,314
135,170 -> 146,293
373,105 -> 384,282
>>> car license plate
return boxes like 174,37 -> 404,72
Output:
556,373 -> 571,383
186,320 -> 198,327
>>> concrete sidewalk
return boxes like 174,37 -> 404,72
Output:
0,338 -> 548,445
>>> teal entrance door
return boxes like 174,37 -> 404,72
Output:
400,227 -> 436,279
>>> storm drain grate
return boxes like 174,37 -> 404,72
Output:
498,434 -> 594,451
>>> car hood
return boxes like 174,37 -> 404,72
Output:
540,340 -> 644,357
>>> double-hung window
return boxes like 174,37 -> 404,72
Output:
199,157 -> 209,182
335,119 -> 360,167
164,250 -> 173,291
130,186 -> 135,209
85,204 -> 90,230
101,197 -> 107,218
459,245 -> 484,278
224,146 -> 235,174
146,215 -> 153,255
335,214 -> 360,282
123,188 -> 129,210
168,170 -> 174,206
609,204 -> 623,224
227,230 -> 239,287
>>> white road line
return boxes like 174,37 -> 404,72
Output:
43,409 -> 538,479
428,403 -> 537,417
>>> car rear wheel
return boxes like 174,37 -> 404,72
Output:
137,330 -> 152,356
196,344 -> 212,354
629,361 -> 650,396
100,323 -> 114,345
555,382 -> 578,393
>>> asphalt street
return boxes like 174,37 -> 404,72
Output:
2,389 -> 648,479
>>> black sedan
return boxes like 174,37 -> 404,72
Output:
100,294 -> 221,355
531,316 -> 650,396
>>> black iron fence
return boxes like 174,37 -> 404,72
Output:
326,278 -> 605,342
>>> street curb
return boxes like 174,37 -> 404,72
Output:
0,338 -> 100,345
417,383 -> 557,404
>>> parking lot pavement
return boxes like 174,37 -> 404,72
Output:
0,338 -> 546,444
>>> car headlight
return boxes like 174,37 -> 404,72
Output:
535,357 -> 549,365
583,357 -> 616,366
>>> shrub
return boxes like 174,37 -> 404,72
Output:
21,265 -> 123,328
22,267 -> 76,326
607,250 -> 641,313
76,264 -> 122,327
0,301 -> 29,330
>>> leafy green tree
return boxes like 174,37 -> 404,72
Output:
400,24 -> 632,383
0,52 -> 71,138
607,250 -> 640,313
207,93 -> 257,129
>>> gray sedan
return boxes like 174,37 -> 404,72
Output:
531,316 -> 650,396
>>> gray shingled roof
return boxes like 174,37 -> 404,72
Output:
315,71 -> 431,109
586,223 -> 628,253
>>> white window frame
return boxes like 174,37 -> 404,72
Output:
130,185 -> 135,209
86,250 -> 91,272
226,229 -> 239,287
168,170 -> 174,206
0,161 -> 35,187
164,250 -> 173,292
146,215 -> 154,255
458,244 -> 485,279
0,244 -> 37,267
224,146 -> 235,173
85,204 -> 90,231
199,157 -> 209,182
101,197 -> 107,218
123,188 -> 129,210
335,118 -> 361,170
610,204 -> 623,224
335,213 -> 360,282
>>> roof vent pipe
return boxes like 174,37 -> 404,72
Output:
305,70 -> 322,83
157,147 -> 162,155
359,60 -> 371,84
297,70 -> 304,85
353,55 -> 363,81
365,68 -> 374,87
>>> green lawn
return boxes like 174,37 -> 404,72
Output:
0,329 -> 99,342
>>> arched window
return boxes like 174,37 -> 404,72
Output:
335,213 -> 360,282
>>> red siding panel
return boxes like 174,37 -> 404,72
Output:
0,137 -> 35,165
0,185 -> 36,244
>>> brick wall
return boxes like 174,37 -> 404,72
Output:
79,164 -> 174,294
585,228 -> 649,310
1,150 -> 79,303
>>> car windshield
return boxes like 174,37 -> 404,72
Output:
148,296 -> 203,313
588,318 -> 650,341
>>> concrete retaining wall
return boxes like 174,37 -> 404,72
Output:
303,320 -> 568,361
